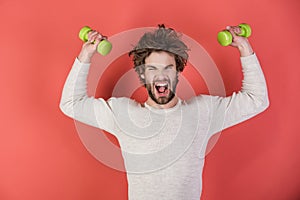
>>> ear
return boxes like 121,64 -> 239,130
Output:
140,74 -> 145,79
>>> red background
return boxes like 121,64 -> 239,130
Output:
1,0 -> 300,199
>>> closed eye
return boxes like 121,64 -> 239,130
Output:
165,65 -> 174,70
146,66 -> 157,71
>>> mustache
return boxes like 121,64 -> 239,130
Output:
147,78 -> 170,84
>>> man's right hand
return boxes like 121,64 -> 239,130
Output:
78,30 -> 106,63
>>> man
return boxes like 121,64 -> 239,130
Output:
60,24 -> 269,199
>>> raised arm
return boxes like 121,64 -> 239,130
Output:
59,30 -> 116,134
205,25 -> 269,135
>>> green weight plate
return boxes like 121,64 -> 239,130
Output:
79,26 -> 92,42
217,31 -> 232,46
97,40 -> 112,56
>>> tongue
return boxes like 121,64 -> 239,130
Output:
158,86 -> 166,93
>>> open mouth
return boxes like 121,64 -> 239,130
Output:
154,82 -> 170,97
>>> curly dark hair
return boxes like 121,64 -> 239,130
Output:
129,24 -> 189,84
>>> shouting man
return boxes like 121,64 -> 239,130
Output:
60,24 -> 269,199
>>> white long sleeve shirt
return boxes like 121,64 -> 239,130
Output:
60,53 -> 269,200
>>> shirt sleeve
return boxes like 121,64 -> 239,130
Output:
59,58 -> 117,135
203,53 -> 269,135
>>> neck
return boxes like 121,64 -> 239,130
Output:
145,96 -> 179,109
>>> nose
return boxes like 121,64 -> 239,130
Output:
154,70 -> 168,80
158,67 -> 170,75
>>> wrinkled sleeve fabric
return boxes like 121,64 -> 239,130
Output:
202,53 -> 269,135
59,58 -> 117,135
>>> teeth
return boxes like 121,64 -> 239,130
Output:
155,82 -> 169,94
155,83 -> 168,87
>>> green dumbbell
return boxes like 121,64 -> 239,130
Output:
217,23 -> 252,46
79,26 -> 112,56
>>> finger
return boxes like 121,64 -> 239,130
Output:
92,34 -> 108,47
88,31 -> 101,42
87,30 -> 96,40
227,26 -> 242,43
233,25 -> 241,33
225,26 -> 235,41
92,33 -> 104,45
93,37 -> 102,46
88,35 -> 98,43
228,26 -> 243,36
95,33 -> 105,41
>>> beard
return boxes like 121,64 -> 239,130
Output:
145,77 -> 178,105
147,85 -> 176,104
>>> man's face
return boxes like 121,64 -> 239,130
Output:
143,51 -> 179,105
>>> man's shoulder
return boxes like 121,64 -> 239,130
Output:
107,97 -> 142,109
184,94 -> 211,105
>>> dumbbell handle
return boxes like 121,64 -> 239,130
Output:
79,26 -> 112,56
217,23 -> 252,46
